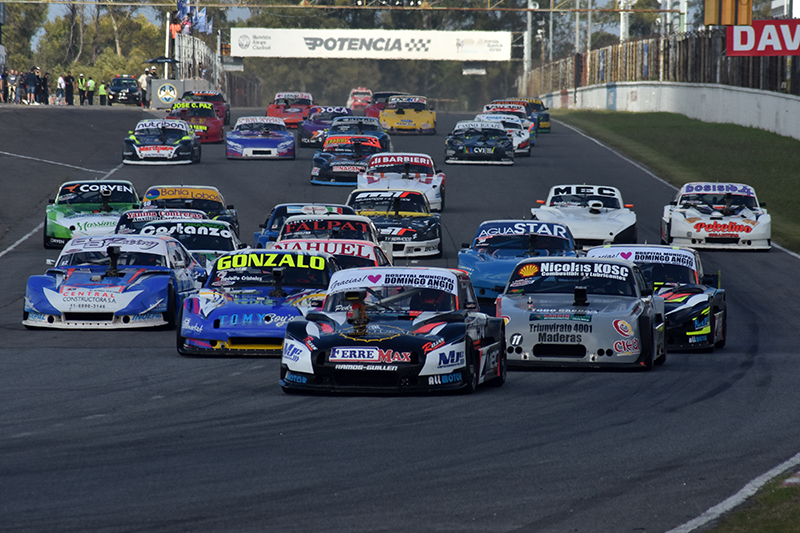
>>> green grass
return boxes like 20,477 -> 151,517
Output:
553,110 -> 800,252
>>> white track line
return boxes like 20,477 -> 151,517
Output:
557,117 -> 800,530
0,150 -> 107,174
0,163 -> 123,258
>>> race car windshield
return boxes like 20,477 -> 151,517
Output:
474,234 -> 572,253
636,263 -> 697,285
57,187 -> 137,205
147,198 -> 226,214
57,251 -> 167,268
678,193 -> 758,210
332,255 -> 376,269
281,222 -> 371,241
323,140 -> 382,154
237,122 -> 285,132
368,163 -> 433,174
184,92 -> 223,102
507,266 -> 635,296
452,129 -> 507,141
210,266 -> 329,289
352,91 -> 371,98
276,98 -> 311,106
549,195 -> 621,209
170,107 -> 216,118
312,110 -> 349,121
389,101 -> 428,111
352,195 -> 428,213
142,225 -> 236,252
111,79 -> 138,89
330,123 -> 381,133
325,286 -> 456,314
135,127 -> 186,139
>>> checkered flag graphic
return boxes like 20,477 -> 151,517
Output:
404,39 -> 431,52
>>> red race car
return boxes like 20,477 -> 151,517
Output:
167,101 -> 224,143
180,90 -> 230,125
266,92 -> 314,128
364,90 -> 408,119
346,87 -> 372,112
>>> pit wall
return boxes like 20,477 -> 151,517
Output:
542,82 -> 800,141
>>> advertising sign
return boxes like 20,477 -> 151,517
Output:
231,28 -> 511,61
727,20 -> 800,56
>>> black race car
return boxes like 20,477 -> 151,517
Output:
444,120 -> 514,165
107,75 -> 141,106
296,106 -> 353,148
347,189 -> 442,258
322,116 -> 393,152
280,266 -> 506,394
310,134 -> 385,186
122,119 -> 201,165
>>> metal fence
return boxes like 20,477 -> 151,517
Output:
527,29 -> 800,98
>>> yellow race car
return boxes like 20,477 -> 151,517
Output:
379,95 -> 436,135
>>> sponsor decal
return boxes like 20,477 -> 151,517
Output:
141,223 -> 232,239
334,364 -> 398,371
216,252 -> 325,271
530,322 -> 592,334
475,221 -> 570,240
536,261 -> 630,281
693,221 -> 754,235
421,338 -> 445,353
273,240 -> 377,260
472,147 -> 494,154
688,335 -> 708,344
369,154 -> 433,167
428,372 -> 463,385
283,342 -> 303,362
60,183 -> 135,195
172,102 -> 214,110
550,185 -> 618,197
537,331 -> 583,343
530,313 -> 592,323
683,183 -> 754,196
518,264 -> 539,277
69,236 -> 161,251
182,318 -> 204,334
332,165 -> 363,173
144,187 -> 223,203
328,269 -> 458,295
215,313 -> 300,328
436,350 -> 465,369
284,372 -> 308,384
728,20 -> 800,57
157,83 -> 178,104
613,319 -> 633,337
613,338 -> 641,356
330,347 -> 410,363
509,333 -> 523,346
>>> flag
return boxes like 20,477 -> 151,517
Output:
205,19 -> 213,35
196,8 -> 207,33
177,0 -> 188,19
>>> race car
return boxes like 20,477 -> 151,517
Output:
322,116 -> 393,152
586,244 -> 726,351
272,239 -> 392,269
497,257 -> 667,369
296,106 -> 352,148
24,235 -> 205,329
107,75 -> 141,106
457,220 -> 578,308
122,119 -> 201,165
444,121 -> 515,165
115,208 -> 208,234
167,101 -> 224,143
364,90 -> 409,118
346,189 -> 442,258
277,214 -> 384,246
379,95 -> 436,135
180,90 -> 230,125
518,97 -> 551,132
661,182 -> 770,250
474,113 -> 532,155
356,153 -> 446,211
531,184 -> 637,248
346,87 -> 373,112
141,185 -> 239,236
310,134 -> 385,186
225,116 -> 295,159
177,249 -> 340,356
482,102 -> 535,135
44,180 -> 140,249
279,266 -> 507,393
266,92 -> 314,128
140,219 -> 244,270
253,203 -> 356,248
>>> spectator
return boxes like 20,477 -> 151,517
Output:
98,80 -> 107,106
25,68 -> 38,105
1,68 -> 7,103
8,70 -> 18,104
77,73 -> 86,105
138,69 -> 149,108
56,74 -> 66,105
17,73 -> 26,104
86,76 -> 95,105
181,15 -> 191,35
64,71 -> 74,105
170,16 -> 182,39
39,72 -> 50,105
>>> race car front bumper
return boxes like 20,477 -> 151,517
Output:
23,310 -> 167,329
387,237 -> 441,258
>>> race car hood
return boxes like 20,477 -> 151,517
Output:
533,206 -> 635,238
459,248 -> 575,291
50,212 -> 122,237
187,287 -> 326,322
361,213 -> 439,242
358,174 -> 440,190
657,285 -> 712,316
502,293 -> 642,316
672,205 -> 763,227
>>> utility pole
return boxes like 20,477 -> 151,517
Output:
549,0 -> 553,62
575,0 -> 581,53
523,0 -> 533,96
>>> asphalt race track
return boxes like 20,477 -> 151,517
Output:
2,105 -> 799,533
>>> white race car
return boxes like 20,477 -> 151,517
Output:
356,152 -> 446,211
474,113 -> 531,156
531,185 -> 637,249
661,182 -> 770,250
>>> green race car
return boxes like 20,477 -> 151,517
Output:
44,180 -> 140,249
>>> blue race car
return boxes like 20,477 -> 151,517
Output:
253,203 -> 356,248
310,134 -> 385,186
296,106 -> 352,148
177,249 -> 340,357
23,235 -> 205,329
226,116 -> 295,159
457,220 -> 578,308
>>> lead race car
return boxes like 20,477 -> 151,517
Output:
225,116 -> 295,160
531,184 -> 637,248
457,220 -> 578,308
661,182 -> 770,250
177,249 -> 340,356
279,267 -> 506,393
444,121 -> 515,165
122,119 -> 201,165
586,244 -> 726,351
44,180 -> 140,249
24,235 -> 205,329
356,153 -> 446,211
497,257 -> 666,369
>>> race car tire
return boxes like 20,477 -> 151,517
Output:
176,331 -> 189,356
438,185 -> 446,211
661,223 -> 672,245
165,286 -> 178,329
22,311 -> 37,330
462,342 -> 480,394
42,220 -> 58,249
487,338 -> 507,387
714,308 -> 727,349
522,145 -> 532,157
194,146 -> 202,164
638,317 -> 655,370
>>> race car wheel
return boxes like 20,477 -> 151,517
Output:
438,185 -> 446,211
177,330 -> 189,356
462,343 -> 480,394
165,286 -> 178,329
487,339 -> 507,387
638,316 -> 655,370
714,309 -> 727,349
661,224 -> 672,245
42,220 -> 58,249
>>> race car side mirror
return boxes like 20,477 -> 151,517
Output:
46,259 -> 55,266
227,204 -> 235,209
702,273 -> 720,288
461,242 -> 469,248
465,301 -> 478,310
670,200 -> 677,205
624,204 -> 634,208
641,286 -> 653,297
48,199 -> 54,204
760,202 -> 767,207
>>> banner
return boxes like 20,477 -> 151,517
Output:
727,20 -> 800,56
230,28 -> 511,61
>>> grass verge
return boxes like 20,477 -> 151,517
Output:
552,110 -> 800,252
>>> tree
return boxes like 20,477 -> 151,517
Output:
3,3 -> 48,68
